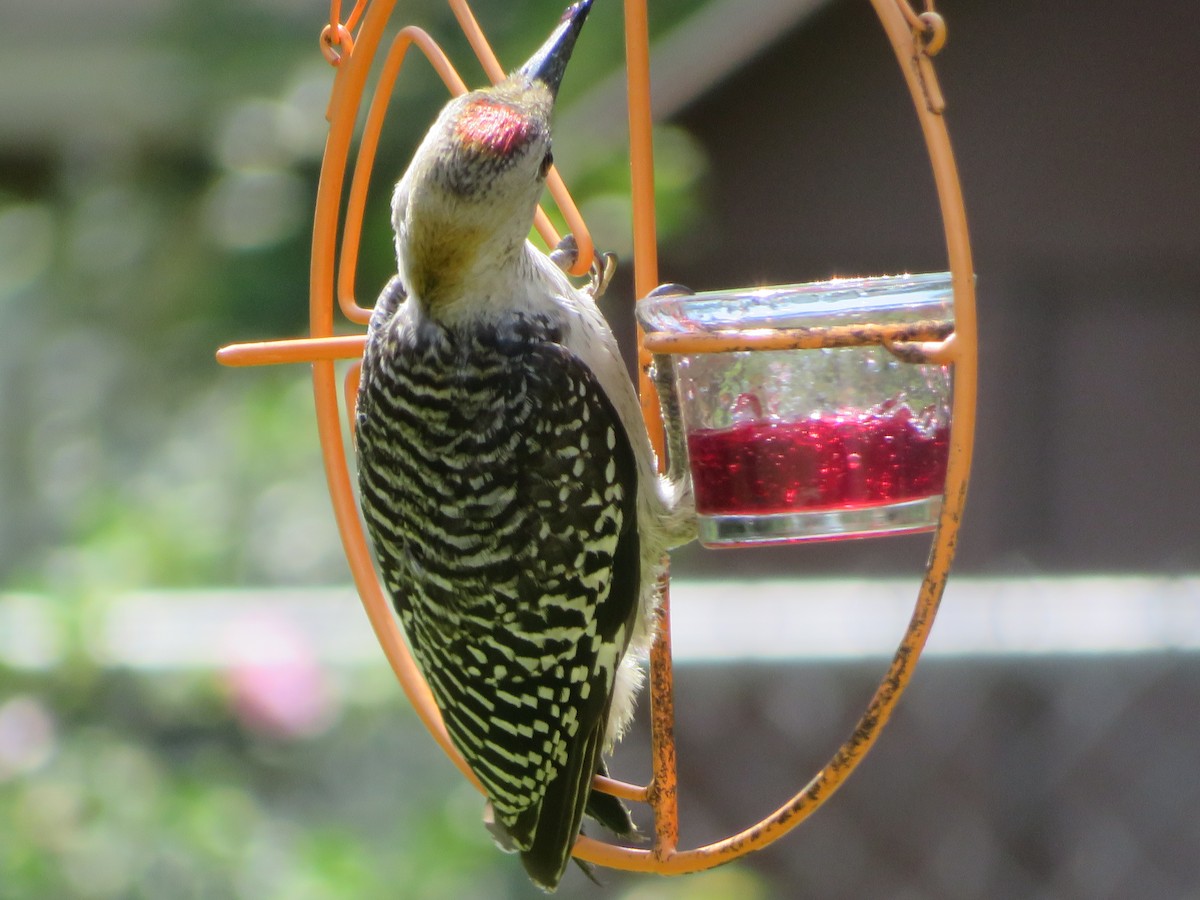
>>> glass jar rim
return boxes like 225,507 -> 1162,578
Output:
636,272 -> 953,334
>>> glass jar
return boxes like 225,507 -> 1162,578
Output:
638,273 -> 955,547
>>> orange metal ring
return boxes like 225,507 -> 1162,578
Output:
640,318 -> 955,356
575,0 -> 977,873
320,23 -> 355,65
916,11 -> 948,56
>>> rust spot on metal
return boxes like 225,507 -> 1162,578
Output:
647,587 -> 681,859
642,319 -> 954,356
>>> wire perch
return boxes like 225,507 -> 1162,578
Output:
216,0 -> 977,875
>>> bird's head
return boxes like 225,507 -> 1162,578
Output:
392,0 -> 592,311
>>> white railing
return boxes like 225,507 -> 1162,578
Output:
4,576 -> 1199,671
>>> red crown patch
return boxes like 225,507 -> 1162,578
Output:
455,98 -> 536,157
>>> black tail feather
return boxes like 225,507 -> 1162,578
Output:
519,725 -> 604,892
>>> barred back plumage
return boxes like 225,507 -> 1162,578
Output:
355,276 -> 641,888
347,4 -> 699,890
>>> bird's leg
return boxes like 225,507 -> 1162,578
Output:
643,283 -> 698,546
650,353 -> 689,491
550,234 -> 618,300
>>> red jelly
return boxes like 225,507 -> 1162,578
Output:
686,409 -> 950,516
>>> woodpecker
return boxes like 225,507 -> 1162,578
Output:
353,1 -> 694,890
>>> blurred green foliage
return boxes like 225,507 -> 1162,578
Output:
0,0 -> 716,895
0,0 -> 711,594
0,664 -> 770,898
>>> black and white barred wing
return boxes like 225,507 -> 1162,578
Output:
355,312 -> 640,887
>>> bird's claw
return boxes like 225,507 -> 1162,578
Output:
550,234 -> 618,300
589,251 -> 618,299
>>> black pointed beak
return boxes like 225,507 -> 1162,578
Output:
518,0 -> 593,97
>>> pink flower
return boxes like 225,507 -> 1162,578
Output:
222,611 -> 336,739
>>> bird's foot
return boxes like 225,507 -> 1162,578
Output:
550,234 -> 618,300
482,801 -> 519,854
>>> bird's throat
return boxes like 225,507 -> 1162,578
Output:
405,221 -> 486,312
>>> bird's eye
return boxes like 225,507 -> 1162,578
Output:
539,149 -> 554,178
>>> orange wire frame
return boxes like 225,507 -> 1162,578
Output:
216,0 -> 977,875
